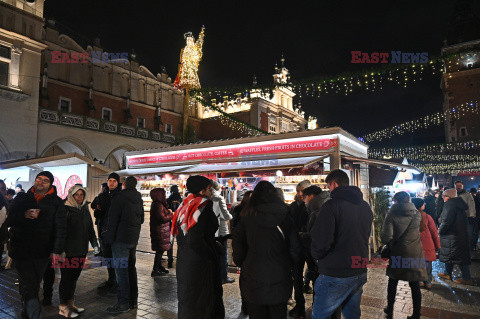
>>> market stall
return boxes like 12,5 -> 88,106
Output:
120,127 -> 371,211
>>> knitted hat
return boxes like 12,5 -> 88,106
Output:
443,188 -> 457,198
212,181 -> 221,191
411,198 -> 425,210
186,175 -> 212,195
108,172 -> 120,183
36,171 -> 54,185
15,184 -> 22,189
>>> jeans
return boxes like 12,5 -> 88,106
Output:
445,263 -> 471,280
101,240 -> 116,283
217,236 -> 229,281
387,279 -> 421,316
15,258 -> 50,319
312,273 -> 367,319
111,242 -> 138,305
292,256 -> 306,310
248,302 -> 287,319
59,256 -> 86,303
425,261 -> 433,284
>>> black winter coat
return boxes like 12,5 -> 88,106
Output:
64,204 -> 98,257
424,195 -> 437,222
232,200 -> 302,306
310,186 -> 373,278
289,199 -> 308,233
438,197 -> 471,265
103,188 -> 144,245
6,188 -> 67,259
91,185 -> 122,234
175,200 -> 225,319
167,192 -> 182,212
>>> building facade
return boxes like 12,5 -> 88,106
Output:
441,0 -> 480,142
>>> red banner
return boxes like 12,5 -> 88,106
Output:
128,138 -> 338,167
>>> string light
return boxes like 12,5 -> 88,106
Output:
369,140 -> 480,159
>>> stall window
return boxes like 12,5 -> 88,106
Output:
58,97 -> 71,113
137,117 -> 145,128
0,45 -> 11,87
165,123 -> 173,134
102,107 -> 112,121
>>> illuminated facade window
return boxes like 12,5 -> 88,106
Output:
0,44 -> 11,87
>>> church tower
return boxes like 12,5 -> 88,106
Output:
441,0 -> 480,142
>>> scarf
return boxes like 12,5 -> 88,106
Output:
171,193 -> 209,237
31,186 -> 55,203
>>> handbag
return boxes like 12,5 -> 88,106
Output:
380,216 -> 415,259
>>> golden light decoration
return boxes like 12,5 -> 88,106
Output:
174,26 -> 205,90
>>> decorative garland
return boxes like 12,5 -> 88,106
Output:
361,100 -> 480,143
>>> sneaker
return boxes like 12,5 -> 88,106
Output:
453,278 -> 473,285
222,277 -> 235,284
151,269 -> 164,277
106,303 -> 130,314
438,273 -> 452,280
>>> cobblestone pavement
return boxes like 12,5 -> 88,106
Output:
1,250 -> 479,319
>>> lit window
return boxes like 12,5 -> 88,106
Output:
137,117 -> 145,128
165,123 -> 173,134
58,97 -> 71,113
0,45 -> 11,87
102,108 -> 112,121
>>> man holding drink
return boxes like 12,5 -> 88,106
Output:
6,171 -> 67,319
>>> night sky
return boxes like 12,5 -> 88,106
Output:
44,0 -> 480,146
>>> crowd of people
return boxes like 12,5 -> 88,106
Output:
0,171 -> 479,319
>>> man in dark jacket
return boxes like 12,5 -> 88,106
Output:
437,188 -> 472,285
288,180 -> 311,318
423,190 -> 437,224
104,176 -> 144,314
6,171 -> 66,319
310,169 -> 373,319
91,173 -> 122,291
300,186 -> 330,297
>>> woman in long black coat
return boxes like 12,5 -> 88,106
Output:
171,176 -> 224,319
232,181 -> 301,319
437,190 -> 472,285
149,188 -> 173,276
380,191 -> 427,319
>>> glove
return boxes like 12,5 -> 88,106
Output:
94,246 -> 100,255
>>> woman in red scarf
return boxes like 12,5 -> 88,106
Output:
171,175 -> 225,319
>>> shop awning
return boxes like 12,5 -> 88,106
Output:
179,156 -> 327,174
342,156 -> 421,174
112,165 -> 194,177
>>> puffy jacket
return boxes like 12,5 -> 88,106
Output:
420,211 -> 440,261
212,189 -> 231,237
103,188 -> 144,245
232,200 -> 302,305
167,192 -> 182,212
64,185 -> 98,257
438,197 -> 470,265
381,203 -> 427,282
150,188 -> 173,252
299,191 -> 330,247
457,189 -> 476,218
6,187 -> 66,259
311,186 -> 373,278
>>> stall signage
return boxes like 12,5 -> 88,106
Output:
128,138 -> 338,167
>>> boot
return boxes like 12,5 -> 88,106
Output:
59,304 -> 78,318
383,306 -> 393,319
159,266 -> 169,273
67,299 -> 85,313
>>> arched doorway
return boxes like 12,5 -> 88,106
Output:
41,137 -> 94,159
104,145 -> 136,170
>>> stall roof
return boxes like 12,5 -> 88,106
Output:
104,156 -> 327,177
0,153 -> 112,173
342,156 -> 422,174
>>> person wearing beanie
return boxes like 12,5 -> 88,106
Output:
5,171 -> 67,318
412,198 -> 440,290
104,176 -> 144,314
91,172 -> 122,293
171,175 -> 225,318
289,179 -> 311,318
15,184 -> 24,196
437,188 -> 472,285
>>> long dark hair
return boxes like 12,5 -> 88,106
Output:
238,191 -> 253,208
241,181 -> 280,217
